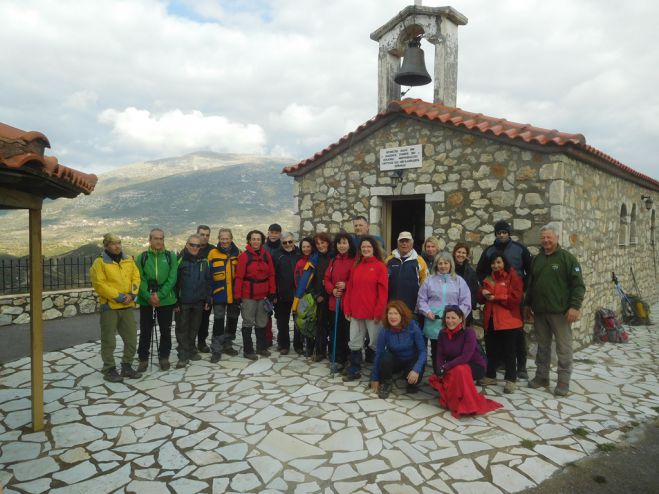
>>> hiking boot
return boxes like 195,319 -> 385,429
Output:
312,354 -> 325,363
504,381 -> 517,394
554,385 -> 570,397
364,348 -> 375,363
159,358 -> 170,371
210,353 -> 222,364
294,347 -> 304,356
257,349 -> 271,358
378,382 -> 392,399
223,345 -> 239,357
244,353 -> 258,361
406,383 -> 419,394
278,348 -> 289,355
528,377 -> 550,389
478,377 -> 498,386
175,360 -> 188,369
120,363 -> 142,379
190,353 -> 202,361
137,360 -> 148,373
103,367 -> 123,383
342,372 -> 361,382
198,343 -> 211,353
517,368 -> 529,380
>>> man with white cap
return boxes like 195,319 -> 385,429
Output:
90,233 -> 142,382
385,231 -> 428,312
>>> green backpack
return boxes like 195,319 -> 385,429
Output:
294,293 -> 317,338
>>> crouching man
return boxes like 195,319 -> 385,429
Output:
89,233 -> 142,382
174,234 -> 212,368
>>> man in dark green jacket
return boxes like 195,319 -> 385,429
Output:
136,228 -> 178,371
524,223 -> 585,397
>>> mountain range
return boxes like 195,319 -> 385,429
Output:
0,152 -> 296,256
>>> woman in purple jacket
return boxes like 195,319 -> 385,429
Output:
429,306 -> 502,418
417,251 -> 471,372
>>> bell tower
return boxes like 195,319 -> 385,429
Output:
370,4 -> 468,112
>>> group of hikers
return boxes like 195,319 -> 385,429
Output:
90,215 -> 585,418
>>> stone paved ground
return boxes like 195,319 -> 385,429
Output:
0,309 -> 658,494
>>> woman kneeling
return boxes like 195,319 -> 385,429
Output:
371,301 -> 427,399
429,306 -> 502,418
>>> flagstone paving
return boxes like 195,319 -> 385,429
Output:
1,311 -> 658,493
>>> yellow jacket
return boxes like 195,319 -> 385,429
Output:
90,251 -> 140,309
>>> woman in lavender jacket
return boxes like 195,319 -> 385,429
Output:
417,251 -> 472,372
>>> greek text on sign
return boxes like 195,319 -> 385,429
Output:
379,144 -> 423,171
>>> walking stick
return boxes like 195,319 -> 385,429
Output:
150,307 -> 160,369
330,297 -> 340,377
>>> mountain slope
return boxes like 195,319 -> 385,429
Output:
0,152 -> 296,256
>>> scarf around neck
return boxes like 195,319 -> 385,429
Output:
445,322 -> 463,340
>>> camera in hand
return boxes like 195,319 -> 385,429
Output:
148,280 -> 159,293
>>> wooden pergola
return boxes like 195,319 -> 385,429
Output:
0,123 -> 97,431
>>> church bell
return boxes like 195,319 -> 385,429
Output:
394,38 -> 431,87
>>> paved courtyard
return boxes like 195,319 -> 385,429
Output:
1,310 -> 658,493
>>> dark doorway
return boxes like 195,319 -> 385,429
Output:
388,197 -> 425,253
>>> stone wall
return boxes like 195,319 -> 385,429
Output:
292,118 -> 658,347
0,288 -> 99,326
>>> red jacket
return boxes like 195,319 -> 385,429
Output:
343,256 -> 388,320
478,268 -> 523,330
234,245 -> 276,300
323,253 -> 355,311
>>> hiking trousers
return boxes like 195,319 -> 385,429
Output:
175,303 -> 202,361
100,308 -> 137,373
534,312 -> 573,386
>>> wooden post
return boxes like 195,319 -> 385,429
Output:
29,208 -> 44,432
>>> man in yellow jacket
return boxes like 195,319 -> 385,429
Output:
90,233 -> 142,382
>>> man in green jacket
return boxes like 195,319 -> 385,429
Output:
524,223 -> 586,396
136,228 -> 178,371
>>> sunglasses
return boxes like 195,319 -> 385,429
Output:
282,240 -> 294,245
188,243 -> 201,248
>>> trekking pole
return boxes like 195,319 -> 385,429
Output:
150,307 -> 160,369
630,266 -> 642,298
330,297 -> 340,377
611,272 -> 634,322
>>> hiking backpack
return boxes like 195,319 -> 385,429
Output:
594,308 -> 629,343
294,293 -> 317,339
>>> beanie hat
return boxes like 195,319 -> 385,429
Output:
494,220 -> 511,234
102,233 -> 121,246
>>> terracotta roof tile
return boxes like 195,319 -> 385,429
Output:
0,122 -> 97,195
282,98 -> 658,189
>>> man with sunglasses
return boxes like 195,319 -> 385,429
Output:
174,234 -> 212,368
271,232 -> 301,354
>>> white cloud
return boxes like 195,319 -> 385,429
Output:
98,107 -> 266,155
0,0 -> 657,179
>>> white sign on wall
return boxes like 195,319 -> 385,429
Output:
379,144 -> 423,171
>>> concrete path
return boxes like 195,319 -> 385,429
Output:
0,310 -> 658,493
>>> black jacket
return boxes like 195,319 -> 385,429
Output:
273,247 -> 301,302
176,250 -> 212,305
311,251 -> 332,299
455,261 -> 479,310
476,239 -> 532,287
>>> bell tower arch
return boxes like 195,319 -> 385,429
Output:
370,4 -> 468,112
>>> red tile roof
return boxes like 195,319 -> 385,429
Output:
282,99 -> 659,189
0,122 -> 97,195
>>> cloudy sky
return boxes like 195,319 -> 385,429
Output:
1,0 -> 657,179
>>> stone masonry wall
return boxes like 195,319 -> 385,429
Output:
0,288 -> 99,326
292,118 -> 658,348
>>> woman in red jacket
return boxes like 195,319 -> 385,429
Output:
324,232 -> 356,371
477,250 -> 524,394
234,230 -> 276,361
343,236 -> 388,381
